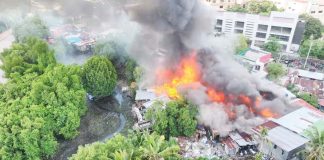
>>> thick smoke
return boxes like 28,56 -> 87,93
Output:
1,0 -> 295,135
126,0 -> 294,135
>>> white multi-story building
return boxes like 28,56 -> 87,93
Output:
214,11 -> 305,53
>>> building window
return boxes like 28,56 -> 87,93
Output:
235,21 -> 244,28
271,26 -> 291,35
254,40 -> 265,47
256,32 -> 266,38
235,29 -> 243,33
270,34 -> 289,42
216,19 -> 223,26
258,24 -> 268,32
215,27 -> 222,32
274,145 -> 277,149
220,5 -> 223,8
255,65 -> 261,71
311,11 -> 316,14
319,11 -> 323,13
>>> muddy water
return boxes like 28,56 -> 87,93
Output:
52,90 -> 134,160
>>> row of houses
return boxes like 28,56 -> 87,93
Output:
133,88 -> 324,159
252,98 -> 324,160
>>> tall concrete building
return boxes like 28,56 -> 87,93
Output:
272,0 -> 324,23
214,11 -> 305,53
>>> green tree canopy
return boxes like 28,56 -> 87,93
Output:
235,34 -> 249,54
0,65 -> 87,159
227,4 -> 248,13
263,38 -> 282,58
299,39 -> 324,60
303,126 -> 324,160
300,14 -> 323,40
94,38 -> 137,83
286,83 -> 299,95
297,93 -> 319,107
69,131 -> 180,160
82,56 -> 117,97
13,15 -> 49,42
0,37 -> 56,78
0,38 -> 87,160
145,100 -> 198,140
227,0 -> 280,15
266,62 -> 285,80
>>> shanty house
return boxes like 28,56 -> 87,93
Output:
253,105 -> 324,160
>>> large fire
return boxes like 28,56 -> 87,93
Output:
154,53 -> 277,119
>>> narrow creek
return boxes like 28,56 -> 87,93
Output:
52,88 -> 133,160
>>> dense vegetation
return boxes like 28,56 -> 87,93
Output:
82,56 -> 117,98
299,39 -> 324,60
0,38 -> 87,159
299,14 -> 323,41
262,38 -> 282,58
235,34 -> 249,54
0,37 -> 56,78
266,62 -> 285,80
227,0 -> 281,15
297,93 -> 319,107
94,38 -> 137,83
145,100 -> 198,140
13,16 -> 49,42
302,126 -> 324,160
69,131 -> 180,160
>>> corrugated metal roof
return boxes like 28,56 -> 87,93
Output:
267,126 -> 309,152
135,90 -> 157,101
273,107 -> 324,136
297,69 -> 324,80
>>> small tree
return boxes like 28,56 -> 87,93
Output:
246,0 -> 280,15
300,14 -> 323,40
286,83 -> 299,95
299,39 -> 324,60
297,93 -> 319,108
266,63 -> 285,80
263,38 -> 282,58
227,4 -> 248,13
235,34 -> 249,54
82,56 -> 117,98
145,100 -> 198,140
13,15 -> 49,42
303,126 -> 324,160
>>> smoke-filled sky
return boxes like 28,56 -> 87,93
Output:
0,0 -> 297,135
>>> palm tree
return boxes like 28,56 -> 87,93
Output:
257,126 -> 269,158
111,150 -> 134,160
304,126 -> 324,160
139,132 -> 180,160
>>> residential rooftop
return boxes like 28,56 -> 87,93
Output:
266,126 -> 309,152
272,107 -> 324,136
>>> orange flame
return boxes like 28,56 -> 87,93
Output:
154,52 -> 278,119
260,108 -> 277,118
155,54 -> 200,99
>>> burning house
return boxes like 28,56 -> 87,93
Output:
133,89 -> 170,130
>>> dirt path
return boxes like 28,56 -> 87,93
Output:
52,91 -> 133,160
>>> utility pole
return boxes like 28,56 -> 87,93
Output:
304,35 -> 313,69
